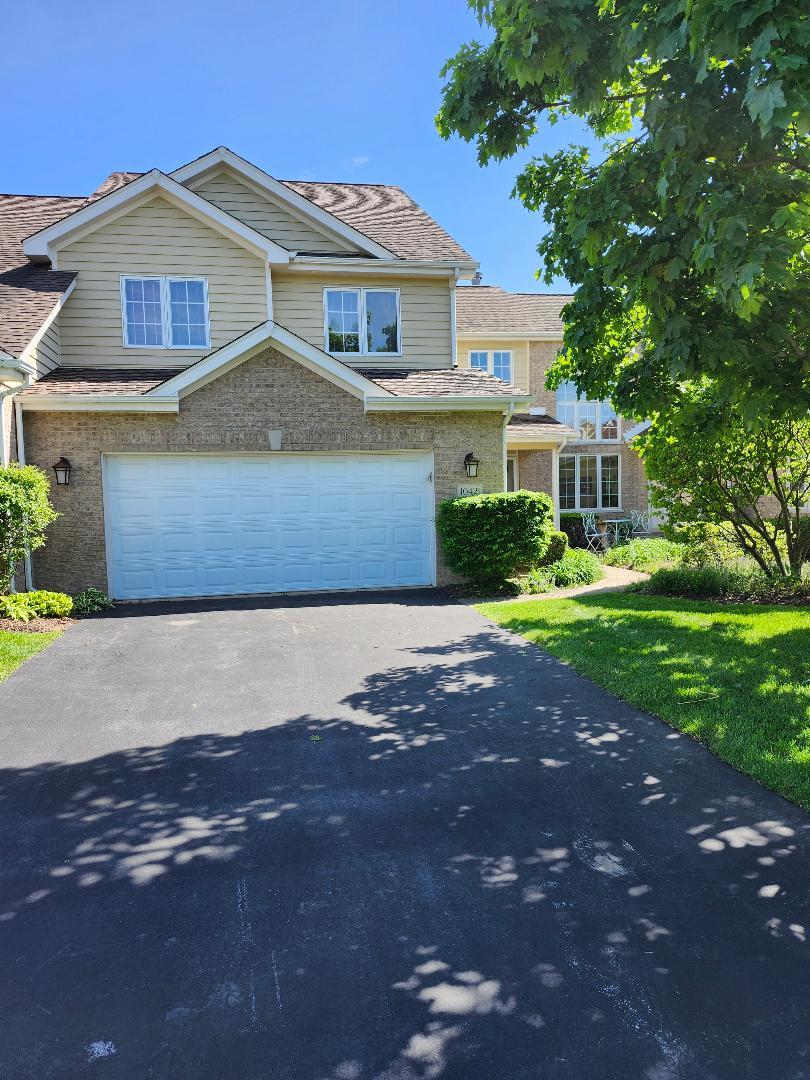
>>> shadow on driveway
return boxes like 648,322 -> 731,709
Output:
0,592 -> 808,1079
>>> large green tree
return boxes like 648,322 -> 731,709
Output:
437,0 -> 810,425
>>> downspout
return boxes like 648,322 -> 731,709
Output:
13,398 -> 34,590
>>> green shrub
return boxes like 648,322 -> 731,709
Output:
436,490 -> 554,581
519,549 -> 603,593
0,464 -> 58,593
538,530 -> 568,566
0,594 -> 37,622
26,590 -> 73,617
0,590 -> 73,621
72,588 -> 114,616
640,564 -> 810,603
559,513 -> 587,549
602,537 -> 683,572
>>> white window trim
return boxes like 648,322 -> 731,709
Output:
506,454 -> 519,492
556,387 -> 621,442
559,452 -> 622,512
121,275 -> 210,350
323,286 -> 402,357
469,349 -> 513,382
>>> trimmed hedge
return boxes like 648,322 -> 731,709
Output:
436,490 -> 554,581
559,513 -> 587,549
640,564 -> 810,604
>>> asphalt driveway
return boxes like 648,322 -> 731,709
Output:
1,591 -> 809,1079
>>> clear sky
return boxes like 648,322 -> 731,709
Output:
5,0 -> 596,293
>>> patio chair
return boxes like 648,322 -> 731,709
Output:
582,513 -> 603,553
630,509 -> 652,538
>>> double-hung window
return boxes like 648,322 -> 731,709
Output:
556,380 -> 620,440
559,454 -> 621,511
470,350 -> 513,383
121,276 -> 209,349
324,288 -> 400,355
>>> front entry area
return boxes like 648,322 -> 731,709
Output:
103,451 -> 434,599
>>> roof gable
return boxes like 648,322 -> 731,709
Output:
190,167 -> 361,256
22,170 -> 291,267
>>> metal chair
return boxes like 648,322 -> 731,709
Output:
582,513 -> 604,553
630,509 -> 651,538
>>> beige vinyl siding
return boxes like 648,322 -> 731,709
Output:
57,195 -> 267,368
193,169 -> 358,255
457,338 -> 530,391
27,318 -> 62,378
272,272 -> 453,369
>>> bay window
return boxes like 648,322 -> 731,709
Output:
556,380 -> 620,440
324,288 -> 400,355
470,350 -> 512,383
121,276 -> 209,349
559,454 -> 621,511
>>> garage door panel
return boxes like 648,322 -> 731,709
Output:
105,453 -> 433,599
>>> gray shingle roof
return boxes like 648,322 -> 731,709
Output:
365,367 -> 526,397
20,364 -> 526,401
0,194 -> 84,356
456,285 -> 571,335
508,412 -> 575,436
19,368 -> 181,395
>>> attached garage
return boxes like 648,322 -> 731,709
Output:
103,451 -> 435,599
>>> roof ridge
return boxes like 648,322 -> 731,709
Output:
282,179 -> 404,190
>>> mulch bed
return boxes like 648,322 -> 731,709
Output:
0,617 -> 76,633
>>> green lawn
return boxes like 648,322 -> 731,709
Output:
476,592 -> 810,810
0,630 -> 62,683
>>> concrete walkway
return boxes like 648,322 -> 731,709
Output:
466,564 -> 649,606
0,589 -> 808,1079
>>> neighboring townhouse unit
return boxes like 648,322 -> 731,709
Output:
456,285 -> 651,525
0,148 -> 532,600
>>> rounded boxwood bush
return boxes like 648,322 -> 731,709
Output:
538,530 -> 568,567
436,490 -> 554,581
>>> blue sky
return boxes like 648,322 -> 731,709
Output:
5,0 -> 596,293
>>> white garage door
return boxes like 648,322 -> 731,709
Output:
103,452 -> 434,600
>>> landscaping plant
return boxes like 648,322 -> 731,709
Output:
72,588 -> 114,616
436,490 -> 554,582
519,548 -> 602,593
0,590 -> 73,622
537,529 -> 568,566
0,465 -> 58,594
602,537 -> 683,573
640,564 -> 810,604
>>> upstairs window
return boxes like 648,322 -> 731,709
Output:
121,276 -> 209,349
324,288 -> 400,355
556,380 -> 620,440
470,350 -> 513,383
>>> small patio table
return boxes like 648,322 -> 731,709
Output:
603,518 -> 634,546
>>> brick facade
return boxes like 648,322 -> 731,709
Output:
521,341 -> 649,519
22,347 -> 505,594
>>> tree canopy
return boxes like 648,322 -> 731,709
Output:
437,0 -> 810,425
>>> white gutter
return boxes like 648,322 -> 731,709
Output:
19,395 -> 180,413
364,393 -> 532,414
289,256 -> 478,279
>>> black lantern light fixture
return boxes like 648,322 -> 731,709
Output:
52,457 -> 72,486
463,452 -> 480,479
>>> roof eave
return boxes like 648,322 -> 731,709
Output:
364,393 -> 531,414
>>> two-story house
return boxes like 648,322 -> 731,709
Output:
0,148 -> 532,600
456,285 -> 651,523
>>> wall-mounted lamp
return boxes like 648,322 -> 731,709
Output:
463,452 -> 480,479
52,457 -> 72,486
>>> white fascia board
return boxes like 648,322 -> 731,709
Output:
17,278 -> 77,368
146,320 -> 388,403
623,419 -> 651,441
364,393 -> 532,414
289,256 -> 470,278
506,430 -> 573,446
23,171 -> 290,266
170,147 -> 397,261
19,395 -> 179,413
